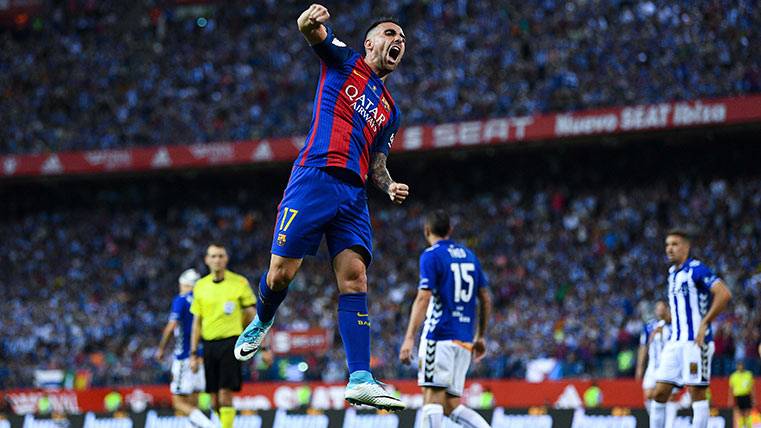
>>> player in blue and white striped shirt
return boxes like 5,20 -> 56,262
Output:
650,230 -> 732,428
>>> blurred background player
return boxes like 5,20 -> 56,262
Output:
155,268 -> 213,428
650,230 -> 732,428
728,361 -> 755,428
399,210 -> 493,428
636,300 -> 677,428
190,244 -> 256,428
233,3 -> 408,411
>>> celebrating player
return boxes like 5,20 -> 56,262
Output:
399,210 -> 493,428
650,230 -> 732,428
636,301 -> 677,428
155,269 -> 214,428
233,4 -> 408,411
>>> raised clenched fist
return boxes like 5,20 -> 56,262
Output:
297,4 -> 330,32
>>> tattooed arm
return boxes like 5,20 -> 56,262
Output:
371,153 -> 409,204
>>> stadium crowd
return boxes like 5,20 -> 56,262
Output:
2,0 -> 760,154
1,144 -> 760,388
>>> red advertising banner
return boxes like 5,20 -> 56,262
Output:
3,378 -> 759,414
2,95 -> 761,179
270,328 -> 333,356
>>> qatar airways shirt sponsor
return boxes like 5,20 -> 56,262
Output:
343,83 -> 388,133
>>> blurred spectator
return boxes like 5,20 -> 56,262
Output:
1,0 -> 760,154
714,323 -> 736,375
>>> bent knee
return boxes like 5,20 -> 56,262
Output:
653,388 -> 672,403
338,270 -> 367,293
267,259 -> 299,290
342,269 -> 367,286
267,269 -> 294,290
688,386 -> 707,402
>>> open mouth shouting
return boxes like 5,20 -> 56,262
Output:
387,44 -> 402,66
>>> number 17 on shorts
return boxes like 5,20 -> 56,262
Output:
276,207 -> 299,247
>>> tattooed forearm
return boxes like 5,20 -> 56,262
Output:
371,153 -> 393,193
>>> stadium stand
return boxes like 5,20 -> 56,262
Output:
1,0 -> 759,154
1,137 -> 759,388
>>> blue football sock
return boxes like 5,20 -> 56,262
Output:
348,370 -> 373,386
256,272 -> 288,324
337,292 -> 371,374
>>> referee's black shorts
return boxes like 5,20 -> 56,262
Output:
735,394 -> 752,410
202,336 -> 242,392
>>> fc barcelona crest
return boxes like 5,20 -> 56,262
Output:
381,97 -> 390,111
277,233 -> 287,246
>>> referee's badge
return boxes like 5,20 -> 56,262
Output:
277,233 -> 287,246
224,301 -> 235,315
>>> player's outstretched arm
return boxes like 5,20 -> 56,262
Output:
297,4 -> 329,45
189,314 -> 202,372
473,287 -> 492,362
155,320 -> 177,361
696,280 -> 732,346
371,153 -> 409,204
635,343 -> 648,380
399,289 -> 432,364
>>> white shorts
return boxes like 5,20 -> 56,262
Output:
655,341 -> 714,387
642,366 -> 657,390
417,339 -> 472,397
171,358 -> 206,395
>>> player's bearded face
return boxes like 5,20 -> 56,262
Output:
366,23 -> 405,73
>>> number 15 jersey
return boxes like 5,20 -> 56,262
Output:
419,239 -> 488,342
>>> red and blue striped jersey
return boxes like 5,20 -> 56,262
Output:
295,26 -> 401,183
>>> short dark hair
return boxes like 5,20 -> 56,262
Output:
208,242 -> 227,250
666,228 -> 691,242
364,17 -> 402,41
426,209 -> 451,237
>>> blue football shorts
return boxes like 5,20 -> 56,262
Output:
270,166 -> 373,264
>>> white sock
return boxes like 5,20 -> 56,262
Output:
421,404 -> 444,428
691,400 -> 709,428
665,401 -> 678,428
449,404 -> 491,428
650,401 -> 667,428
189,408 -> 214,428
